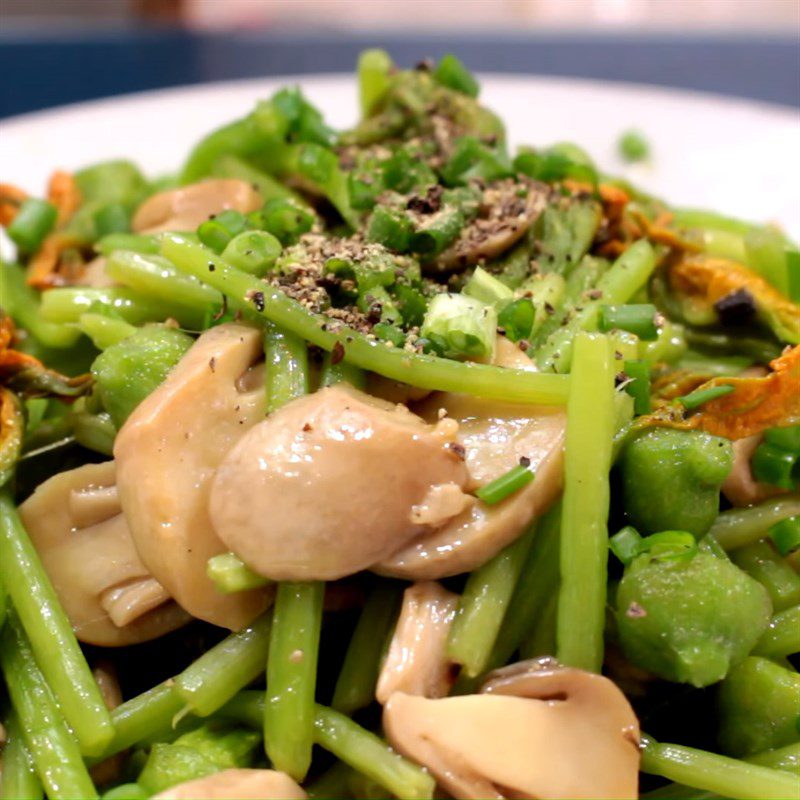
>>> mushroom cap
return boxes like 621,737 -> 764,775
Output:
132,179 -> 262,234
18,461 -> 190,646
376,339 -> 565,579
209,385 -> 471,581
722,432 -> 786,507
114,323 -> 272,629
376,581 -> 458,704
152,769 -> 307,800
428,179 -> 547,273
383,660 -> 640,800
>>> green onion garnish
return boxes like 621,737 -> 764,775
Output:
769,515 -> 800,556
764,424 -> 800,453
786,246 -> 800,302
638,530 -> 698,563
618,130 -> 650,163
622,359 -> 652,415
609,526 -> 643,565
7,198 -> 57,253
475,461 -> 535,506
752,442 -> 799,490
599,304 -> 659,340
677,384 -> 735,410
433,54 -> 480,98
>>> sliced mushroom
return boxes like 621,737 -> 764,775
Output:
429,179 -> 547,273
115,323 -> 272,629
152,769 -> 307,800
722,432 -> 787,507
132,179 -> 262,234
377,338 -> 565,579
383,658 -> 640,800
376,581 -> 458,704
80,256 -> 116,288
209,384 -> 471,582
18,461 -> 190,646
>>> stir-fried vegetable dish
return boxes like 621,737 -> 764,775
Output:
1,51 -> 799,800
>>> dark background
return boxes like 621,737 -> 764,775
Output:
2,29 -> 799,119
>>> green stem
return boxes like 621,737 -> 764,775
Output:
1,712 -> 44,800
313,705 -> 435,800
206,552 -> 270,594
746,743 -> 800,775
556,333 -> 615,671
306,761 -> 355,800
160,234 -> 570,404
447,527 -> 536,677
640,735 -> 800,800
332,583 -> 403,714
174,612 -> 273,717
0,610 -> 98,799
320,351 -> 367,390
105,250 -> 221,311
264,581 -> 325,781
520,591 -> 558,660
710,496 -> 800,551
264,323 -> 310,414
754,604 -> 800,659
98,682 -> 184,760
488,502 -> 561,668
731,539 -> 800,612
0,493 -> 114,756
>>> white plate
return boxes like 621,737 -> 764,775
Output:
1,74 -> 799,239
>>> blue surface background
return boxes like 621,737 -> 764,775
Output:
1,29 -> 799,119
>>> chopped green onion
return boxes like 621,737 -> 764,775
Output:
367,206 -> 413,252
206,552 -> 270,593
618,130 -> 650,163
609,526 -> 643,565
95,232 -> 161,256
463,266 -> 514,309
677,384 -> 735,410
769,516 -> 800,556
420,293 -> 497,359
638,530 -> 699,563
786,246 -> 800,302
255,198 -> 315,246
497,298 -> 535,343
475,462 -> 535,506
197,209 -> 248,253
599,303 -> 659,340
411,207 -> 464,257
221,230 -> 282,275
623,359 -> 652,415
752,442 -> 798,490
433,54 -> 479,98
7,198 -> 57,253
358,48 -> 393,116
93,203 -> 131,237
764,424 -> 800,453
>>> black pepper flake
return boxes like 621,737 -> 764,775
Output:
208,262 -> 216,272
212,295 -> 228,321
714,288 -> 757,327
519,455 -> 531,468
302,422 -> 313,432
209,357 -> 216,373
518,339 -> 530,352
250,291 -> 265,312
615,371 -> 629,387
330,341 -> 345,365
447,442 -> 466,461
587,289 -> 603,300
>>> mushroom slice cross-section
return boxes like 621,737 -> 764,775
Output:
377,338 -> 565,580
152,769 -> 307,800
18,460 -> 190,646
132,179 -> 262,233
376,580 -> 458,704
115,323 -> 272,629
383,659 -> 640,800
209,384 -> 471,581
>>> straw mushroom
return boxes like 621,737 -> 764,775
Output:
18,460 -> 190,646
209,384 -> 472,581
114,323 -> 272,629
152,769 -> 307,800
376,581 -> 458,704
377,338 -> 565,579
429,179 -> 547,273
132,179 -> 262,234
383,658 -> 640,800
